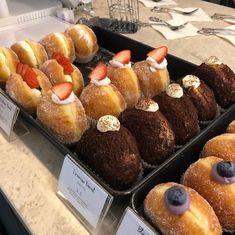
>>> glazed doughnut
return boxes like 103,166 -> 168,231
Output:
40,32 -> 75,62
65,24 -> 98,63
0,47 -> 19,86
183,156 -> 235,231
201,133 -> 235,162
144,182 -> 222,235
11,39 -> 48,68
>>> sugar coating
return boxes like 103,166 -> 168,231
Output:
201,134 -> 235,162
183,156 -> 235,231
144,182 -> 222,235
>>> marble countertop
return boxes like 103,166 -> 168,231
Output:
93,0 -> 235,71
0,1 -> 234,235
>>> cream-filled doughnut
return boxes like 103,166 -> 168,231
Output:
144,182 -> 222,235
11,39 -> 48,68
40,32 -> 75,62
65,24 -> 98,63
0,47 -> 19,85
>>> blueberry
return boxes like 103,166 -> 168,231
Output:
216,161 -> 235,178
166,186 -> 187,206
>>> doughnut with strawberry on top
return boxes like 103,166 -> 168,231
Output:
41,52 -> 84,96
80,63 -> 126,120
37,82 -> 88,144
6,62 -> 51,114
107,50 -> 141,108
133,46 -> 170,98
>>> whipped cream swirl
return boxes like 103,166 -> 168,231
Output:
51,91 -> 75,105
166,83 -> 183,98
146,57 -> 167,72
91,77 -> 111,86
135,98 -> 159,112
205,56 -> 223,65
109,60 -> 131,68
97,115 -> 120,133
182,75 -> 201,89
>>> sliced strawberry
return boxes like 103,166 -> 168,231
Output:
52,52 -> 63,61
88,63 -> 107,81
52,52 -> 74,75
147,46 -> 168,63
52,82 -> 73,100
21,64 -> 30,77
24,68 -> 39,89
16,63 -> 24,75
112,50 -> 131,65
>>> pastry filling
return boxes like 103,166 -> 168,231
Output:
135,98 -> 159,112
212,160 -> 235,185
64,74 -> 73,82
164,186 -> 190,215
205,56 -> 222,65
182,75 -> 201,89
146,57 -> 167,72
109,60 -> 131,68
97,115 -> 120,132
51,91 -> 75,105
166,83 -> 183,98
91,77 -> 111,86
19,41 -> 38,67
54,33 -> 69,58
0,51 -> 11,75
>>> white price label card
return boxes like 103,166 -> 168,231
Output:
58,155 -> 113,231
0,90 -> 19,137
116,207 -> 157,235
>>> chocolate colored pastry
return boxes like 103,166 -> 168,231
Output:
144,182 -> 222,235
178,75 -> 217,121
201,134 -> 235,162
183,157 -> 235,231
227,120 -> 235,133
153,83 -> 198,145
194,56 -> 235,108
76,115 -> 141,190
119,98 -> 175,165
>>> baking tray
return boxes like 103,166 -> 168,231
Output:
13,26 -> 231,198
131,103 -> 235,235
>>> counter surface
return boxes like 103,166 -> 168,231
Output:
0,1 -> 234,235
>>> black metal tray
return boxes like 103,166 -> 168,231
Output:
131,104 -> 235,235
15,26 -> 231,198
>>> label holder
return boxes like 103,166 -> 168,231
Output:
0,88 -> 20,141
57,154 -> 113,233
116,207 -> 158,235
